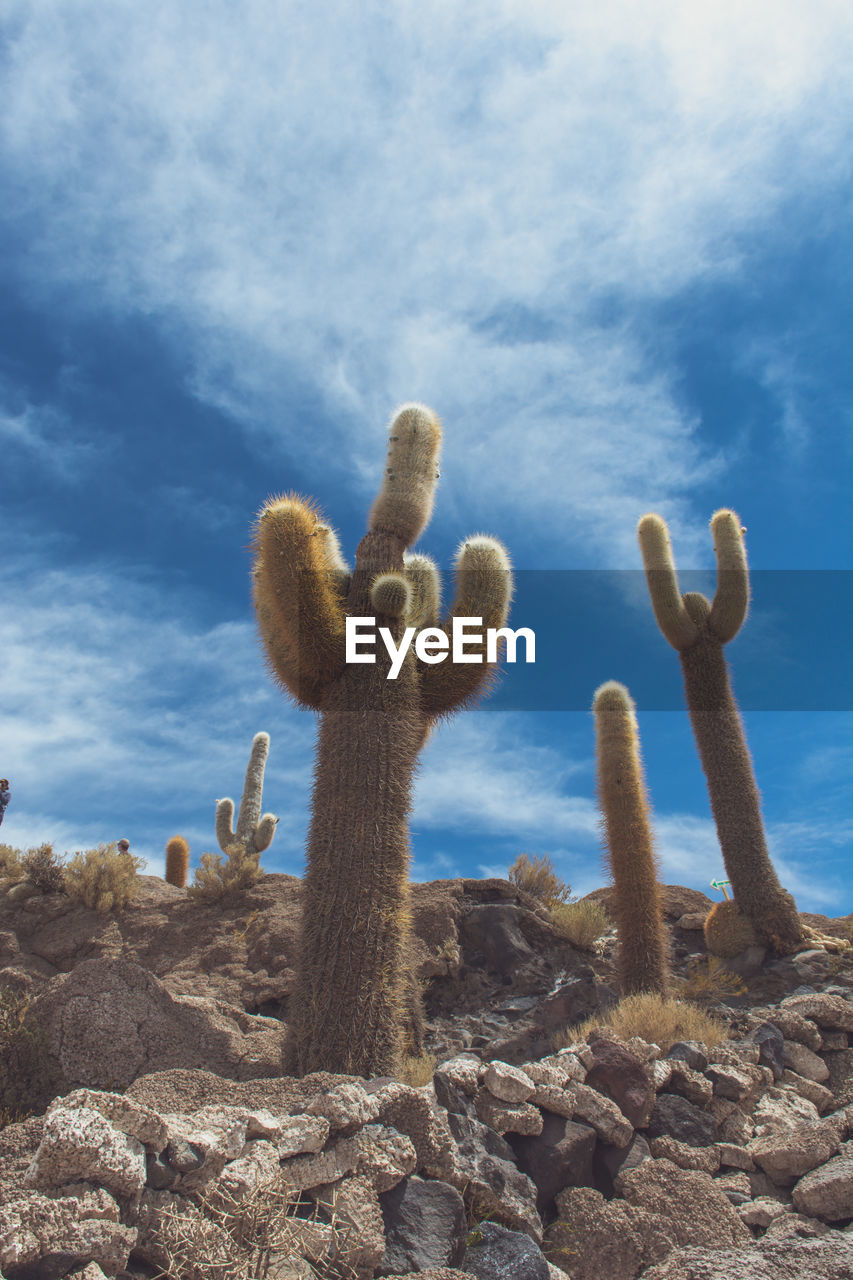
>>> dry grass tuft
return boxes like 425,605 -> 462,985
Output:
508,852 -> 573,906
677,955 -> 747,1004
554,990 -> 730,1055
397,1050 -> 436,1087
64,841 -> 144,912
550,899 -> 611,950
188,843 -> 263,902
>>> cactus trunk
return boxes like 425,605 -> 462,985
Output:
679,608 -> 802,954
593,681 -> 669,996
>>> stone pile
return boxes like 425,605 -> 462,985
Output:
2,989 -> 853,1280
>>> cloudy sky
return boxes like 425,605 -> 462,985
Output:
2,0 -> 850,913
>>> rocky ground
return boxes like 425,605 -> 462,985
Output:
1,873 -> 852,1279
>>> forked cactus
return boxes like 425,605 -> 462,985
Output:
216,732 -> 279,859
637,510 -> 803,954
593,680 -> 669,995
252,403 -> 513,1076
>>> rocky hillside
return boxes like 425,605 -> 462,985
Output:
0,874 -> 852,1279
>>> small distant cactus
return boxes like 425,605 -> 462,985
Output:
165,835 -> 190,888
216,733 -> 279,860
703,899 -> 759,958
593,681 -> 669,995
637,510 -> 803,955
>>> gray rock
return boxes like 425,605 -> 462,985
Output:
507,1113 -> 597,1212
639,1232 -> 853,1278
751,1023 -> 786,1081
378,1176 -> 467,1275
667,1042 -> 710,1073
647,1094 -> 719,1148
463,1221 -> 550,1280
793,1154 -> 853,1222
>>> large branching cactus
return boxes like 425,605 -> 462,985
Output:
637,509 -> 803,954
593,680 -> 669,995
252,403 -> 512,1077
216,732 -> 279,859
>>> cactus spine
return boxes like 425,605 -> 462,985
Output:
593,681 -> 669,995
252,403 -> 513,1077
216,732 -> 279,860
637,510 -> 803,954
165,835 -> 190,888
703,898 -> 758,958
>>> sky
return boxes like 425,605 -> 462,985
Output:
1,0 -> 851,915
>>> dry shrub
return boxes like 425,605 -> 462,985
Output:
508,852 -> 573,906
64,842 -> 144,913
188,843 -> 263,902
0,983 -> 55,1127
154,1172 -> 365,1279
0,844 -> 23,882
555,991 -> 729,1055
20,843 -> 66,894
677,955 -> 747,1004
397,1050 -> 436,1087
550,899 -> 611,950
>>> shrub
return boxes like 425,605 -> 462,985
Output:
508,852 -> 573,906
550,898 -> 611,950
677,955 -> 747,1004
555,991 -> 729,1055
0,983 -> 56,1127
187,842 -> 263,903
64,842 -> 144,913
20,843 -> 66,894
0,844 -> 23,882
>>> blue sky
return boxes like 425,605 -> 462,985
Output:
1,1 -> 851,913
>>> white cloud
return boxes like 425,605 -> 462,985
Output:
0,549 -> 315,870
2,1 -> 850,562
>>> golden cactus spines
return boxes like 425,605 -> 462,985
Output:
637,510 -> 803,955
593,680 -> 669,996
165,835 -> 190,889
252,402 -> 513,1078
704,899 -> 758,958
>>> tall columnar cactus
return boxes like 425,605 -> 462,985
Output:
637,510 -> 803,954
252,403 -> 513,1077
593,680 -> 669,995
164,835 -> 190,889
216,732 -> 279,860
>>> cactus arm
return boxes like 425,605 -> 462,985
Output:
252,813 -> 279,853
708,509 -> 749,643
252,573 -> 327,710
403,552 -> 441,629
215,797 -> 236,853
420,536 -> 513,719
368,403 -> 442,544
592,680 -> 669,996
252,494 -> 347,702
637,513 -> 699,650
235,732 -> 270,844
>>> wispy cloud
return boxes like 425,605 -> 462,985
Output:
0,547 -> 315,871
3,2 -> 850,562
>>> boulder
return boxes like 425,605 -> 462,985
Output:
378,1176 -> 467,1275
639,1232 -> 853,1279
